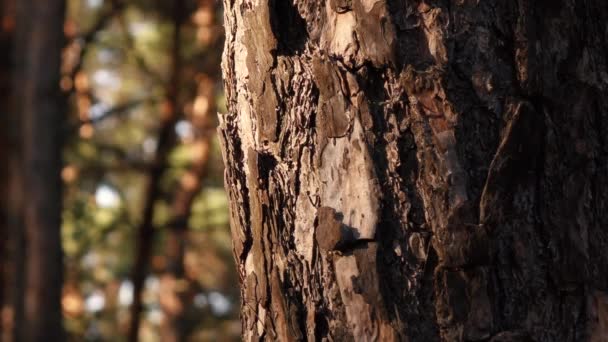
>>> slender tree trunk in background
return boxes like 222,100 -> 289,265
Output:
159,1 -> 223,337
219,1 -> 608,341
0,1 -> 26,339
128,0 -> 185,340
159,136 -> 212,341
156,133 -> 207,339
15,0 -> 66,341
160,74 -> 215,341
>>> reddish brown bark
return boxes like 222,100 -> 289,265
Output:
14,1 -> 66,341
0,0 -> 15,338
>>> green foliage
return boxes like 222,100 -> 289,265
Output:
190,188 -> 230,232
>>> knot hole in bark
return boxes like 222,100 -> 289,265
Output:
329,0 -> 352,13
269,0 -> 308,55
257,152 -> 277,189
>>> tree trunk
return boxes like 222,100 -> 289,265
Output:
160,73 -> 215,342
128,0 -> 186,340
219,1 -> 608,341
0,0 -> 15,338
15,1 -> 66,340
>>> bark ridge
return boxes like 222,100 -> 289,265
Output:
219,1 -> 608,341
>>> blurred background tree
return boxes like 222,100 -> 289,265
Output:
1,0 -> 239,340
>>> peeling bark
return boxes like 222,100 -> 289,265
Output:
220,1 -> 608,341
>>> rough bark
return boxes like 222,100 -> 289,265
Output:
219,0 -> 608,341
14,0 -> 66,341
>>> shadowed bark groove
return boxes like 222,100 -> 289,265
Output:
219,0 -> 608,341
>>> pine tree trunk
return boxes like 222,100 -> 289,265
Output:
128,1 -> 185,340
15,1 -> 66,340
219,1 -> 608,341
0,0 -> 15,338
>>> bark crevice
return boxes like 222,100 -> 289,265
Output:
220,1 -> 608,341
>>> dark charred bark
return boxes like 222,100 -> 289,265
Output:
13,0 -> 66,341
219,1 -> 608,341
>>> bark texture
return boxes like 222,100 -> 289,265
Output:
15,1 -> 66,341
219,1 -> 608,341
